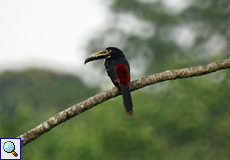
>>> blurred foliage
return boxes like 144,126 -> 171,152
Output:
0,63 -> 229,159
0,69 -> 99,137
87,0 -> 230,76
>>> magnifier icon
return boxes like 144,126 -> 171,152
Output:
3,141 -> 18,157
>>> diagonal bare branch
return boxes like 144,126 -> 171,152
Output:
17,58 -> 230,147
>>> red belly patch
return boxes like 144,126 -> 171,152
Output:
115,64 -> 130,87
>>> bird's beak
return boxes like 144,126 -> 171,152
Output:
84,50 -> 110,64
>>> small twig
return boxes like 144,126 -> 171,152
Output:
17,58 -> 230,147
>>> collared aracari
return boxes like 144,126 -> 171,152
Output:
84,47 -> 133,117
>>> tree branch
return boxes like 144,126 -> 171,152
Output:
17,58 -> 230,147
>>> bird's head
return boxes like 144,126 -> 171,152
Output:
84,47 -> 124,64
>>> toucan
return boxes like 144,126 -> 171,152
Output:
84,47 -> 133,117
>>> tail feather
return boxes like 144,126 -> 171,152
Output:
121,86 -> 133,117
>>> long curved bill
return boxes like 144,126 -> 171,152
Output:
84,50 -> 110,64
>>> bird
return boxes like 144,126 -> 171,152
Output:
84,47 -> 133,117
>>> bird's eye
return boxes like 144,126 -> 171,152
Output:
109,50 -> 112,53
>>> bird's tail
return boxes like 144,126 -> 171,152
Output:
121,86 -> 133,117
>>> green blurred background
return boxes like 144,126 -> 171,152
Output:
1,0 -> 230,159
